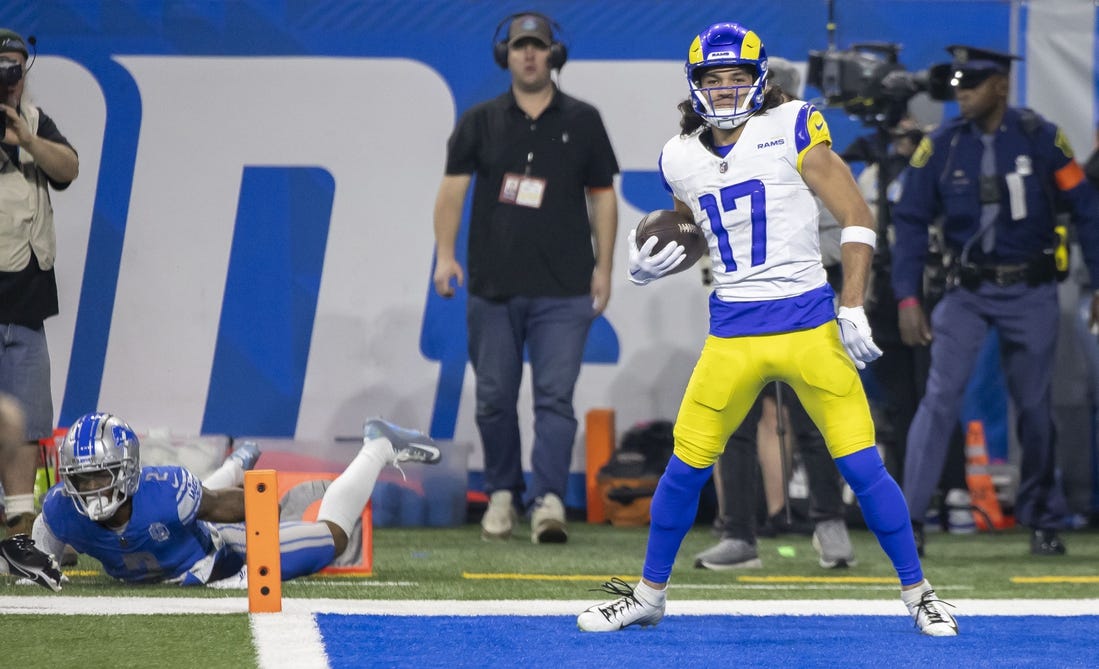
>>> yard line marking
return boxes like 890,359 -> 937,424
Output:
1011,576 -> 1099,584
251,612 -> 329,669
4,597 -> 1099,616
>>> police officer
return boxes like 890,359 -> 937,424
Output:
891,46 -> 1099,556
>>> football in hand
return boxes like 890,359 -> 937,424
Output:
635,210 -> 707,276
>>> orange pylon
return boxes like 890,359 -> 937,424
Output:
245,469 -> 282,613
964,420 -> 1013,530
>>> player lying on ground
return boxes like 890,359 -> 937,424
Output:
31,412 -> 440,585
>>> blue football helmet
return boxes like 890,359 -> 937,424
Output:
58,412 -> 141,521
685,22 -> 769,129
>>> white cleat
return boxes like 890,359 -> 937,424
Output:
363,417 -> 440,464
577,578 -> 665,632
904,585 -> 959,636
228,440 -> 262,471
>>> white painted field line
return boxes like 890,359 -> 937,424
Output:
250,612 -> 329,669
4,596 -> 1099,616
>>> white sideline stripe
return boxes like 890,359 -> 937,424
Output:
4,596 -> 1099,616
250,613 -> 329,669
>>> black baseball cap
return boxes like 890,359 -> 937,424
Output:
0,29 -> 28,59
946,45 -> 1019,89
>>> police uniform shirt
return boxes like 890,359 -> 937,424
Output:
891,107 -> 1099,299
444,87 -> 619,300
0,106 -> 76,326
41,465 -> 217,583
658,100 -> 835,336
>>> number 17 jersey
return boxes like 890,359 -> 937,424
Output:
658,100 -> 836,337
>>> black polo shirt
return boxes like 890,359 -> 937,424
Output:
445,86 -> 619,300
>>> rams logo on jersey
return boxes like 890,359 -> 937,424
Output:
758,138 -> 786,149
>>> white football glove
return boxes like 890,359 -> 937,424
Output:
837,305 -> 883,370
627,228 -> 686,285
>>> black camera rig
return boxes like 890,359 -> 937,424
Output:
807,42 -> 954,128
0,58 -> 21,87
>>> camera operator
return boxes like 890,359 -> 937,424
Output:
0,28 -> 79,540
891,45 -> 1099,557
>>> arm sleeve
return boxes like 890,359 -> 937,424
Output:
890,137 -> 940,299
444,110 -> 480,176
584,110 -> 619,188
31,513 -> 68,561
175,467 -> 204,525
794,104 -> 832,174
34,107 -> 76,191
658,151 -> 673,194
1052,143 -> 1099,284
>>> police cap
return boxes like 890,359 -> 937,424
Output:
946,45 -> 1020,89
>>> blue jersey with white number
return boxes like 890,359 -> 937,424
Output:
41,465 -> 220,583
659,100 -> 836,336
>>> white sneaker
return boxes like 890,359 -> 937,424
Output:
903,581 -> 959,636
530,493 -> 567,544
812,519 -> 857,569
577,578 -> 665,632
481,490 -> 518,541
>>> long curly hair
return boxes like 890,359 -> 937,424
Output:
678,84 -> 788,136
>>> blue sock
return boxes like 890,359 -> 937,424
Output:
835,447 -> 923,586
642,455 -> 713,584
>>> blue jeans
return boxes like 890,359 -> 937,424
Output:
467,294 -> 593,506
0,323 -> 54,441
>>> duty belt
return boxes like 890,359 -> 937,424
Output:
949,254 -> 1057,290
970,263 -> 1030,287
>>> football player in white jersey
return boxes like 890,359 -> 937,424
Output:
578,22 -> 957,636
32,411 -> 440,585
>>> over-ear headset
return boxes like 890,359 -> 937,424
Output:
492,11 -> 568,70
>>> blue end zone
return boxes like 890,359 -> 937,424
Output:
316,614 -> 1099,668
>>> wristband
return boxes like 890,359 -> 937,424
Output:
898,297 -> 919,310
840,226 -> 877,248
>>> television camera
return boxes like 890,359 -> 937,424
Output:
807,42 -> 954,128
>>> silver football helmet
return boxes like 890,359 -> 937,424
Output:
58,412 -> 141,521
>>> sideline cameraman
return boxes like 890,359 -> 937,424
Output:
0,28 -> 79,539
891,46 -> 1099,556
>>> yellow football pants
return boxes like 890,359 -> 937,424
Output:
673,320 -> 875,468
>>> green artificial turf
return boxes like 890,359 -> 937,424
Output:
9,523 -> 1096,601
